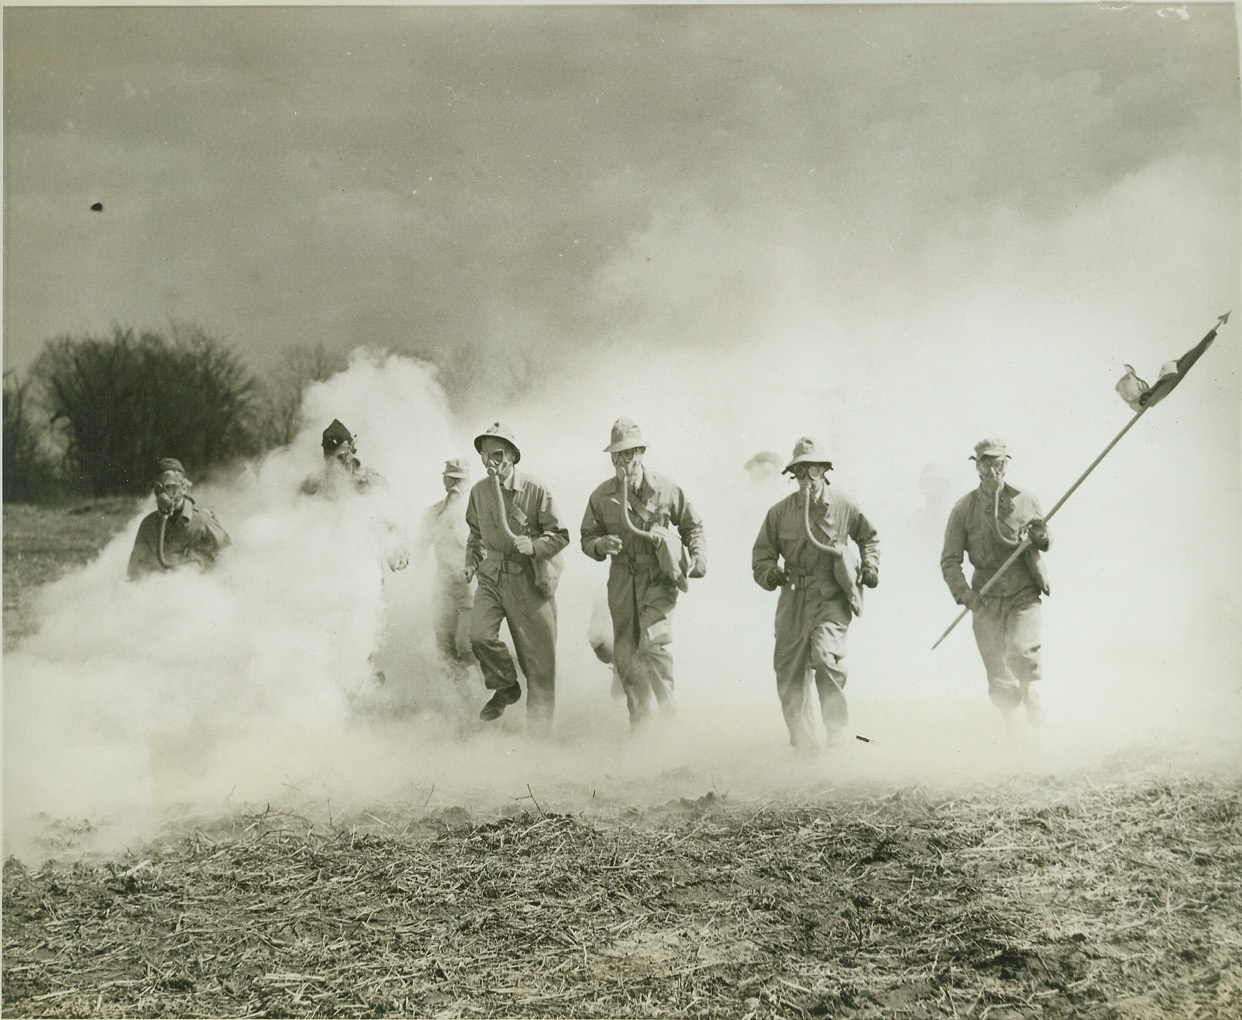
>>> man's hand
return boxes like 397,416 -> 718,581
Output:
512,535 -> 535,557
462,565 -> 477,584
1025,518 -> 1050,551
960,591 -> 980,611
688,555 -> 707,579
764,566 -> 788,590
596,535 -> 624,557
859,565 -> 878,589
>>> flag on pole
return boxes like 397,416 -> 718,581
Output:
1115,312 -> 1230,411
937,311 -> 1230,652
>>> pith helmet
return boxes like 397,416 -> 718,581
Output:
604,418 -> 645,453
474,422 -> 521,463
443,458 -> 471,479
970,438 -> 1010,461
321,419 -> 354,452
783,436 -> 834,473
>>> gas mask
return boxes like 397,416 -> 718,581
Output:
791,463 -> 827,494
480,443 -> 515,479
326,440 -> 358,473
153,474 -> 187,517
976,456 -> 1007,494
611,447 -> 644,486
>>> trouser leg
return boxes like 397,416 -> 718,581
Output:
433,599 -> 458,661
434,605 -> 474,690
1004,593 -> 1042,684
809,601 -> 852,736
624,638 -> 675,728
773,590 -> 816,749
972,597 -> 1020,713
453,608 -> 475,665
610,573 -> 648,725
504,572 -> 558,727
612,569 -> 679,729
470,576 -> 521,697
616,646 -> 652,723
775,661 -> 815,749
432,603 -> 462,687
435,579 -> 476,666
1005,593 -> 1043,720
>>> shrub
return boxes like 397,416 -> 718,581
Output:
2,371 -> 59,502
31,323 -> 263,496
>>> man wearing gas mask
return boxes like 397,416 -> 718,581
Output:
580,418 -> 706,731
463,423 -> 569,732
419,458 -> 476,677
301,419 -> 409,572
940,438 -> 1051,729
301,419 -> 381,495
128,458 -> 231,580
751,437 -> 879,754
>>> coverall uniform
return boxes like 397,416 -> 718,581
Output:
422,487 -> 476,669
465,470 -> 569,726
752,487 -> 879,748
580,469 -> 705,726
128,498 -> 231,580
940,483 -> 1051,713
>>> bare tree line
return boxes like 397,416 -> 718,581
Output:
3,323 -> 347,501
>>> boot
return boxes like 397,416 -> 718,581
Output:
480,686 -> 521,721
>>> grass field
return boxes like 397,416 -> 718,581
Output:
2,498 -> 138,650
3,503 -> 1241,1019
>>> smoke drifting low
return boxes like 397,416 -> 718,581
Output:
5,309 -> 1239,862
2,6 -> 1238,869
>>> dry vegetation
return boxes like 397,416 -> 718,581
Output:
3,769 -> 1241,1019
4,505 -> 1241,1019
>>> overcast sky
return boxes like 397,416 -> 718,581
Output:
4,3 -> 1239,410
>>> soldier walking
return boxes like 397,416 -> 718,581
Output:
128,458 -> 230,580
464,423 -> 569,732
419,458 -> 476,678
299,418 -> 409,690
940,438 -> 1051,728
752,437 -> 879,753
580,418 -> 706,730
301,419 -> 384,496
300,419 -> 409,571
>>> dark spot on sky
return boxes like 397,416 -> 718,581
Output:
90,202 -> 103,211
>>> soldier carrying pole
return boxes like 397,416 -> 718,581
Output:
935,311 -> 1229,653
934,312 -> 1230,728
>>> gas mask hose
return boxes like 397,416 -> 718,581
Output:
991,485 -> 1023,548
156,511 -> 174,569
491,471 -> 521,542
619,474 -> 651,539
801,481 -> 842,557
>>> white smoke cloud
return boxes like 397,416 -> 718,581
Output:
4,145 -> 1239,861
2,351 -> 464,854
485,140 -> 1241,781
